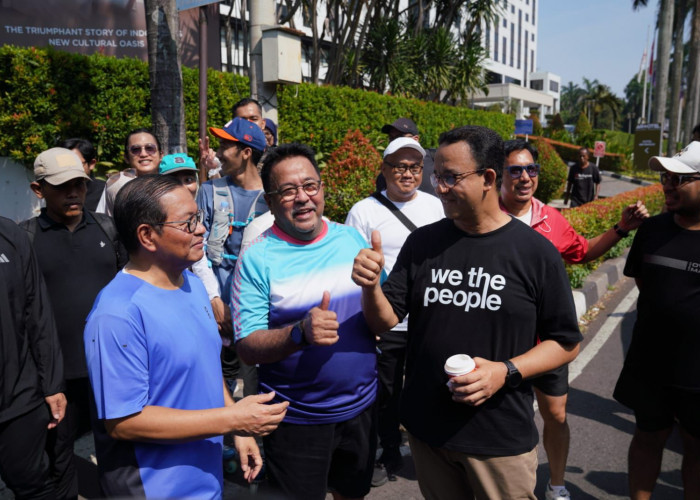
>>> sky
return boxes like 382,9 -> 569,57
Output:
537,0 -> 658,98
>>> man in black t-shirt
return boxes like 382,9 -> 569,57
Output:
23,148 -> 126,499
614,142 -> 700,499
564,147 -> 601,207
353,126 -> 582,499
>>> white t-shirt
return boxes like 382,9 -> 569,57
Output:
345,190 -> 444,331
513,204 -> 533,226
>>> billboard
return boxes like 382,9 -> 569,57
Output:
0,0 -> 220,67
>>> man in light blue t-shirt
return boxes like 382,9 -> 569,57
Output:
84,175 -> 287,499
233,143 -> 378,500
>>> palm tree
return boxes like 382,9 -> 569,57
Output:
667,0 -> 691,154
560,81 -> 585,123
588,83 -> 622,129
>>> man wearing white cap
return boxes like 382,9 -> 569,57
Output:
22,147 -> 126,499
614,142 -> 700,500
346,137 -> 443,486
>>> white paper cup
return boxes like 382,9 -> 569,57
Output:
444,354 -> 476,378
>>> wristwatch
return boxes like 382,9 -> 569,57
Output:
504,360 -> 522,388
290,320 -> 308,346
613,224 -> 629,238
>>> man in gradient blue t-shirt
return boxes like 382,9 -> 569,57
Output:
233,143 -> 378,500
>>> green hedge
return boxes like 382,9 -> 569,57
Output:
277,83 -> 514,158
1,46 -> 513,171
0,45 -> 249,171
562,183 -> 664,287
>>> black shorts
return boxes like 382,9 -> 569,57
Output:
614,367 -> 700,438
531,364 -> 569,397
263,404 -> 377,500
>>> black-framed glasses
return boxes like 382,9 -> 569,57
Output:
154,210 -> 203,233
268,180 -> 323,202
129,143 -> 159,156
660,172 -> 700,187
506,163 -> 540,179
384,160 -> 423,175
430,170 -> 485,189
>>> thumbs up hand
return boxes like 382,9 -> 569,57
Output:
352,230 -> 385,288
303,290 -> 340,346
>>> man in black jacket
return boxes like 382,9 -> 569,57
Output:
0,216 -> 66,499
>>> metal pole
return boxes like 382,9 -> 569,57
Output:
199,6 -> 208,182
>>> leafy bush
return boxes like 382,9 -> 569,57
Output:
277,83 -> 514,157
0,45 -> 249,172
528,113 -> 544,136
562,183 -> 664,287
321,130 -> 382,222
1,46 -> 514,174
533,137 -> 567,203
575,111 -> 592,137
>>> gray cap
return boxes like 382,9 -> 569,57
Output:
34,148 -> 91,185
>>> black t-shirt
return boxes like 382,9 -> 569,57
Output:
567,163 -> 601,207
622,212 -> 700,391
382,218 -> 582,455
30,210 -> 125,379
85,176 -> 106,212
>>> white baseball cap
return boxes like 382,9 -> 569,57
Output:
649,141 -> 700,174
383,137 -> 426,159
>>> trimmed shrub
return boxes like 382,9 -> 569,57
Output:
533,137 -> 567,203
575,112 -> 592,137
321,130 -> 382,222
1,46 -> 514,174
562,183 -> 664,287
529,113 -> 544,136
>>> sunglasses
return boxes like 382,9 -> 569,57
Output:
660,172 -> 700,187
506,164 -> 540,179
128,143 -> 159,156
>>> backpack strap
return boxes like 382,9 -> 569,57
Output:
370,192 -> 418,233
88,211 -> 124,268
18,217 -> 39,244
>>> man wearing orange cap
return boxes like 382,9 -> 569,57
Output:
194,117 -> 268,398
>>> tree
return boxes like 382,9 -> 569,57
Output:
683,0 -> 700,144
575,111 -> 593,138
145,0 -> 186,153
560,81 -> 585,123
586,83 -> 622,129
668,0 -> 691,155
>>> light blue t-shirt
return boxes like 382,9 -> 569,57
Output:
84,270 -> 224,499
232,221 -> 377,424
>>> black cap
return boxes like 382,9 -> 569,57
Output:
381,117 -> 419,136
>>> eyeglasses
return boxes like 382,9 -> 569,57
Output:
153,210 -> 203,233
268,180 -> 323,202
660,172 -> 700,187
506,163 -> 540,179
128,143 -> 159,156
384,160 -> 423,175
430,170 -> 485,189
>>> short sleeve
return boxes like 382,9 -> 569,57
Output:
231,245 -> 271,342
85,309 -> 150,420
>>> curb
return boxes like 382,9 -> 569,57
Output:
571,249 -> 629,320
600,170 -> 654,186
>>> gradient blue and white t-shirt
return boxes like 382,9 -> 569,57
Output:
84,270 -> 224,499
232,221 -> 377,424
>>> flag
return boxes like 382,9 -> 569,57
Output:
637,48 -> 647,83
648,36 -> 655,78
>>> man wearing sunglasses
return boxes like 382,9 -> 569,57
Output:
84,175 -> 287,499
613,142 -> 700,500
499,138 -> 648,500
233,143 -> 379,500
353,126 -> 582,499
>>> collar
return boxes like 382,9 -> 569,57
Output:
498,196 -> 548,228
37,208 -> 90,231
271,219 -> 328,245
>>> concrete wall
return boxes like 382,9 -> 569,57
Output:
0,157 -> 42,223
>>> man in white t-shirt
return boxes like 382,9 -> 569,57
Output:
345,137 -> 444,486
